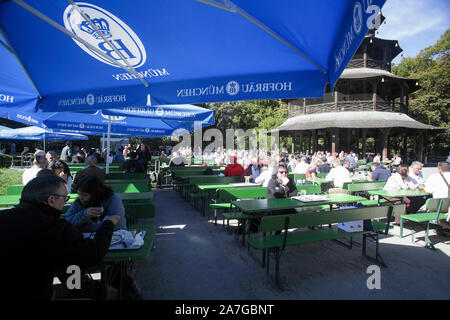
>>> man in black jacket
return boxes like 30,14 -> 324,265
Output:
0,175 -> 120,300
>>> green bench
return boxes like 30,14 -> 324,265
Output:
247,204 -> 405,289
212,187 -> 268,228
343,181 -> 387,206
124,202 -> 155,226
6,184 -> 24,196
400,197 -> 449,249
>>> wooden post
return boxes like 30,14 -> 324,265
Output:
372,81 -> 377,111
381,128 -> 391,161
417,131 -> 424,163
361,128 -> 368,158
331,128 -> 339,154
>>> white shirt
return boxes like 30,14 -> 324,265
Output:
383,173 -> 416,190
169,156 -> 187,166
22,166 -> 42,185
255,167 -> 274,187
325,166 -> 351,188
408,168 -> 424,185
294,162 -> 309,174
373,155 -> 381,163
425,172 -> 450,198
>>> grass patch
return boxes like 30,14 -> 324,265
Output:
0,168 -> 23,195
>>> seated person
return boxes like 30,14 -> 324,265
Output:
424,161 -> 450,235
0,175 -> 118,300
254,159 -> 277,187
120,151 -> 145,173
63,175 -> 127,232
267,164 -> 298,199
112,148 -> 125,162
49,160 -> 73,194
73,155 -> 105,187
224,155 -> 244,177
325,160 -> 351,189
384,164 -> 426,221
317,157 -> 331,174
370,163 -> 391,181
242,157 -> 262,182
22,153 -> 48,185
71,150 -> 86,163
169,151 -> 187,167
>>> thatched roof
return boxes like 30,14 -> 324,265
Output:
274,111 -> 443,132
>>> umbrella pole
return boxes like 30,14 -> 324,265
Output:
106,117 -> 111,174
43,132 -> 46,153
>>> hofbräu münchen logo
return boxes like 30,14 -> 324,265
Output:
63,2 -> 146,68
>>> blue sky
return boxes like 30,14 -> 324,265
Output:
376,0 -> 450,65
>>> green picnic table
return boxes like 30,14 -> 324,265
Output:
101,223 -> 156,299
231,193 -> 368,214
0,192 -> 152,207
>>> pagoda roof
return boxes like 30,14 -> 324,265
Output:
339,68 -> 420,94
274,111 -> 443,132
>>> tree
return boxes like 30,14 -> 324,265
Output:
392,29 -> 449,156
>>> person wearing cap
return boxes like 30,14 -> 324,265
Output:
0,175 -> 120,300
242,157 -> 262,182
22,152 -> 48,185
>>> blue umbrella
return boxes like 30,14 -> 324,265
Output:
0,124 -> 88,153
0,0 -> 386,111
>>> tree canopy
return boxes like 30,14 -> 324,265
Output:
392,29 -> 449,155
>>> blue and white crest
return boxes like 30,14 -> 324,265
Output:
353,2 -> 363,35
226,81 -> 240,96
63,2 -> 147,68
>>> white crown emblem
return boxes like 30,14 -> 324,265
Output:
353,2 -> 363,35
155,107 -> 164,117
63,2 -> 146,68
86,94 -> 95,106
78,14 -> 112,40
226,81 -> 240,96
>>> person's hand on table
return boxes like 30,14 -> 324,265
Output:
103,215 -> 121,225
86,207 -> 103,218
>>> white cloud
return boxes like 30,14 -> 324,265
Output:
377,0 -> 449,40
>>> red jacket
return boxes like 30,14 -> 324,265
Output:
224,163 -> 244,177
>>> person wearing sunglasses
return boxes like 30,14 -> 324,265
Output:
0,175 -> 120,300
267,164 -> 298,199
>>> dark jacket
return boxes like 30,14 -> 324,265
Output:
266,174 -> 298,199
0,200 -> 113,300
120,159 -> 145,173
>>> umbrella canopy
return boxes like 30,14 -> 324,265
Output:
1,106 -> 209,138
0,0 -> 386,112
0,124 -> 88,141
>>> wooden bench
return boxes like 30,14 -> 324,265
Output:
400,197 -> 449,249
247,204 -> 405,289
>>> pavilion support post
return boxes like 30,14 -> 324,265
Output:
291,132 -> 295,154
381,128 -> 391,161
313,130 -> 318,153
416,131 -> 424,163
299,133 -> 303,153
331,128 -> 339,154
402,133 -> 408,162
308,132 -> 312,154
372,82 -> 377,111
361,128 -> 368,158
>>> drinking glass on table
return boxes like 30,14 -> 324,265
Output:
298,190 -> 307,197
